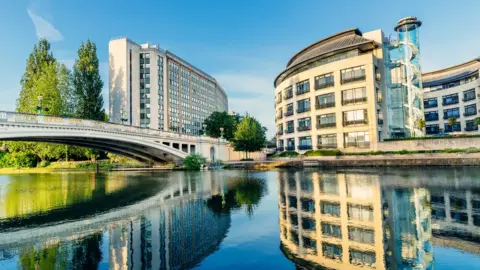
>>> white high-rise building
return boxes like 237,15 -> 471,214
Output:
109,38 -> 228,135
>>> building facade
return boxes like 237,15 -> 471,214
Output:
422,58 -> 480,135
109,38 -> 228,135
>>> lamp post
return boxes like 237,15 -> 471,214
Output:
202,123 -> 207,136
120,106 -> 128,125
36,94 -> 49,116
219,127 -> 224,139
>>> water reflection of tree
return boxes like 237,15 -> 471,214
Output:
207,176 -> 267,217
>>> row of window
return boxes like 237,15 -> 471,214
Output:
425,104 -> 478,121
277,131 -> 370,150
277,66 -> 367,104
426,120 -> 479,134
423,89 -> 476,108
425,75 -> 478,92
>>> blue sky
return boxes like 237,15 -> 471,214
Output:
1,0 -> 479,135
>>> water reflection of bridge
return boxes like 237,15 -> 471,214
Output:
278,168 -> 480,269
0,171 -> 235,269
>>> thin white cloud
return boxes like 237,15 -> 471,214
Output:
27,9 -> 63,42
215,72 -> 275,138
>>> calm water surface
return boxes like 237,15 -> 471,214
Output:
0,168 -> 479,269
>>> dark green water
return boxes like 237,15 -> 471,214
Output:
0,168 -> 479,269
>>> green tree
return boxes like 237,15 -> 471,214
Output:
474,117 -> 480,127
203,111 -> 240,140
73,40 -> 105,120
231,114 -> 267,159
183,154 -> 206,170
58,64 -> 76,116
448,117 -> 458,129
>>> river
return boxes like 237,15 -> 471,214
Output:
0,168 -> 479,269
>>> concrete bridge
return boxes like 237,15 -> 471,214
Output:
0,111 -> 228,163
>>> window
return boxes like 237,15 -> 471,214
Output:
342,87 -> 367,105
298,136 -> 312,150
321,201 -> 340,217
343,109 -> 368,126
320,174 -> 338,194
284,86 -> 293,100
348,204 -> 374,221
278,139 -> 284,150
318,134 -> 337,149
277,124 -> 283,135
442,93 -> 459,105
301,198 -> 315,212
344,132 -> 370,148
445,122 -> 461,132
286,120 -> 294,134
424,111 -> 439,121
341,66 -> 365,84
296,80 -> 310,95
297,117 -> 311,132
465,120 -> 478,131
317,113 -> 336,128
303,237 -> 317,252
286,138 -> 295,150
424,98 -> 438,108
350,249 -> 376,267
426,124 -> 440,134
348,227 -> 374,244
276,92 -> 282,104
316,93 -> 335,109
322,243 -> 342,260
321,222 -> 342,238
443,108 -> 460,119
302,218 -> 316,231
297,98 -> 311,113
276,108 -> 283,120
463,89 -> 476,102
285,103 -> 294,117
315,73 -> 334,89
290,231 -> 299,245
464,104 -> 477,116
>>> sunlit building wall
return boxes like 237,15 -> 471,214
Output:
109,38 -> 228,134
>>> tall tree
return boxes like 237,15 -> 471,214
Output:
73,40 -> 104,120
231,114 -> 267,158
58,64 -> 76,116
203,111 -> 240,140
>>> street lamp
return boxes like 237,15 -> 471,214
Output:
219,127 -> 224,139
202,123 -> 207,136
120,106 -> 128,125
36,94 -> 49,116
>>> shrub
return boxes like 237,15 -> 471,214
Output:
465,147 -> 480,153
183,154 -> 206,170
303,150 -> 341,156
37,160 -> 51,168
240,158 -> 254,161
274,151 -> 299,157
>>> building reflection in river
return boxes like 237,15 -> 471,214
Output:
278,169 -> 434,269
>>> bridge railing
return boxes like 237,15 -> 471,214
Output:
0,111 -> 210,141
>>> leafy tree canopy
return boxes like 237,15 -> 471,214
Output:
203,111 -> 240,141
231,114 -> 267,157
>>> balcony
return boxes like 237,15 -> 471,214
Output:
442,99 -> 459,106
424,103 -> 438,109
296,89 -> 310,96
463,96 -> 475,102
297,107 -> 311,114
465,126 -> 479,131
342,97 -> 367,105
343,119 -> 368,126
316,103 -> 335,109
298,145 -> 312,150
443,114 -> 460,120
464,111 -> 477,117
425,116 -> 439,121
285,129 -> 294,134
286,145 -> 296,151
284,111 -> 294,117
341,75 -> 366,84
284,94 -> 293,100
277,147 -> 285,152
316,123 -> 336,129
315,82 -> 334,90
317,144 -> 337,149
345,142 -> 370,148
297,126 -> 311,132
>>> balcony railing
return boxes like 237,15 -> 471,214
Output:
443,114 -> 460,120
315,82 -> 334,90
463,96 -> 476,102
316,103 -> 335,109
277,147 -> 285,152
317,144 -> 337,149
285,129 -> 294,134
465,126 -> 479,131
425,116 -> 439,121
464,111 -> 477,117
345,141 -> 370,148
298,145 -> 313,150
316,122 -> 336,129
343,119 -> 368,126
284,111 -> 294,117
442,99 -> 459,106
286,145 -> 296,151
297,126 -> 311,132
341,75 -> 366,84
297,107 -> 311,113
296,89 -> 310,96
424,103 -> 438,109
342,97 -> 367,105
277,130 -> 284,136
284,94 -> 293,100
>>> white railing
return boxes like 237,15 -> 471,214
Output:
0,111 -> 204,141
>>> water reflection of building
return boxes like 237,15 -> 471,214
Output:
108,172 -> 231,270
278,170 -> 433,270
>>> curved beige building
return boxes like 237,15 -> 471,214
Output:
274,29 -> 386,152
